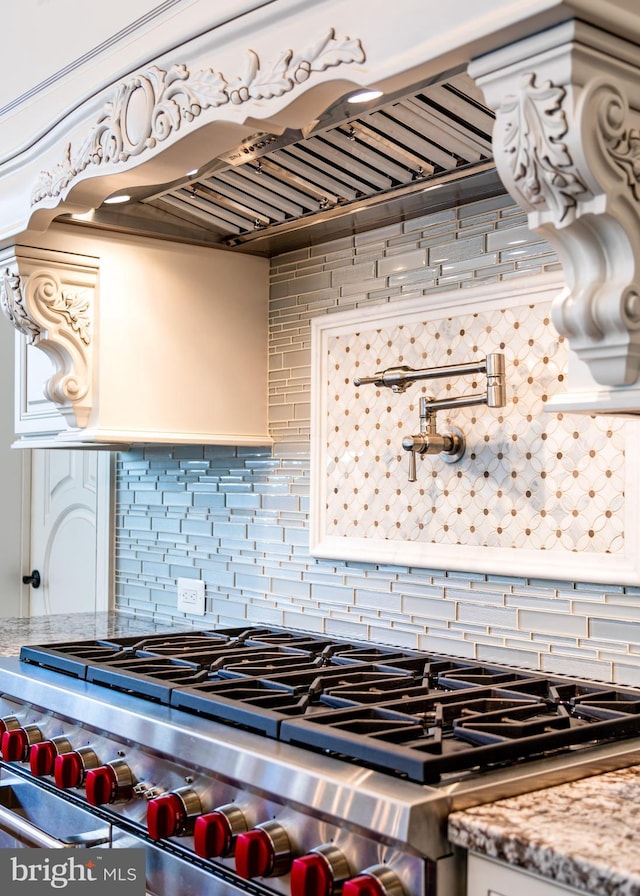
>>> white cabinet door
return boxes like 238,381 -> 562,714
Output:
26,449 -> 112,615
468,854 -> 586,896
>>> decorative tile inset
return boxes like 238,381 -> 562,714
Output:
311,276 -> 638,584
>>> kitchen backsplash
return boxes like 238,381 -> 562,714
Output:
311,279 -> 631,584
115,193 -> 640,686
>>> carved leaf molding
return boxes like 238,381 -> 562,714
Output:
500,73 -> 588,222
32,29 -> 365,204
607,128 -> 640,200
45,288 -> 92,346
0,268 -> 41,341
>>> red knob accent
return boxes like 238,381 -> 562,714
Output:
30,741 -> 58,776
194,811 -> 234,859
147,793 -> 185,841
85,765 -> 117,806
291,853 -> 334,896
235,829 -> 274,879
1,728 -> 28,762
343,876 -> 386,896
54,751 -> 84,789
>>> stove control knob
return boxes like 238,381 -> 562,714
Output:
54,746 -> 100,789
343,866 -> 405,896
0,716 -> 20,745
235,821 -> 292,879
194,804 -> 248,859
30,737 -> 73,776
147,787 -> 202,841
1,725 -> 45,762
85,760 -> 135,806
291,845 -> 351,896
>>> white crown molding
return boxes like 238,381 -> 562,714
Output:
31,29 -> 365,205
470,20 -> 640,411
0,248 -> 97,428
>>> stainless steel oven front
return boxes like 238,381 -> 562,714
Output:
4,627 -> 640,896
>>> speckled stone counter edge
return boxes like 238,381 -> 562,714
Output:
448,765 -> 640,896
0,610 -> 194,657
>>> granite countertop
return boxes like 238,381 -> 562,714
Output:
0,610 -> 191,657
448,765 -> 640,896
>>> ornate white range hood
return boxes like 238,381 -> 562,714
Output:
2,0 -> 640,421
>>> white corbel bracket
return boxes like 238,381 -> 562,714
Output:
470,20 -> 640,414
0,247 -> 97,428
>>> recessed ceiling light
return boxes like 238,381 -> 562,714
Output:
103,194 -> 131,205
347,89 -> 383,104
185,168 -> 199,177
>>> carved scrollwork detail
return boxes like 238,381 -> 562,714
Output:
25,270 -> 93,413
587,81 -> 640,200
31,275 -> 92,346
0,250 -> 96,428
607,129 -> 640,200
499,73 -> 588,222
0,268 -> 41,341
31,29 -> 365,204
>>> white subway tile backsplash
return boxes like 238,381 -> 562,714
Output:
457,604 -> 518,627
540,653 -> 612,680
114,195 -> 640,686
369,625 -> 418,648
418,634 -> 476,657
401,596 -> 454,621
409,208 -> 457,230
429,235 -> 485,264
574,600 -> 640,621
354,589 -> 401,613
611,663 -> 640,686
325,618 -> 370,640
476,644 -> 541,668
332,260 -> 378,284
377,249 -> 428,277
487,224 -> 536,251
355,223 -> 403,245
589,617 -> 640,642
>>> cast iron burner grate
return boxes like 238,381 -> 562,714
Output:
279,680 -> 640,783
18,627 -> 258,677
170,666 -> 423,735
84,646 -> 326,702
18,627 -> 640,784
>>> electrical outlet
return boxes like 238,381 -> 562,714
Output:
177,577 -> 205,616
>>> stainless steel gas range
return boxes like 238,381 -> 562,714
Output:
2,626 -> 640,896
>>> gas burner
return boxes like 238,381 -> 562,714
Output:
280,681 -> 640,783
17,627 -> 640,784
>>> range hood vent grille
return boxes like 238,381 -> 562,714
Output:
79,70 -> 502,254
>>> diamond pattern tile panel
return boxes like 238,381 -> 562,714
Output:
324,301 -> 626,554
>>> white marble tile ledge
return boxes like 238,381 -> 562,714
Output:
0,611 -> 192,657
448,766 -> 640,896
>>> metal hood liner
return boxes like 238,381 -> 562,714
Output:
82,69 -> 503,254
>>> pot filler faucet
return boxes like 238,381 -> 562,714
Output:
353,353 -> 506,481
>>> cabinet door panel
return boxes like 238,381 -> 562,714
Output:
467,854 -> 585,896
15,335 -> 66,437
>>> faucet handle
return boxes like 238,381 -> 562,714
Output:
401,436 -> 419,482
401,426 -> 465,481
486,353 -> 506,407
